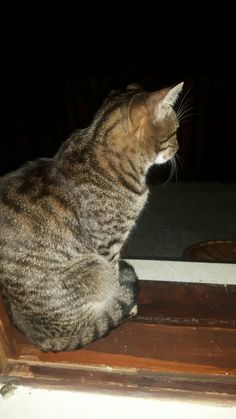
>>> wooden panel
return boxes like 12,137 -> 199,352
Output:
137,281 -> 236,327
3,363 -> 236,403
1,280 -> 236,402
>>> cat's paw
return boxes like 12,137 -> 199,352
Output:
119,260 -> 137,283
119,260 -> 139,300
128,304 -> 138,317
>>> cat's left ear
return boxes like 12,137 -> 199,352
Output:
126,82 -> 143,91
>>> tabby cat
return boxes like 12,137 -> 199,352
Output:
0,82 -> 183,351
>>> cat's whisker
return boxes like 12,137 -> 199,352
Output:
162,156 -> 178,188
178,113 -> 197,124
177,106 -> 197,120
177,86 -> 192,114
179,109 -> 197,117
175,153 -> 183,170
179,119 -> 194,125
162,168 -> 172,187
172,156 -> 178,183
178,109 -> 193,122
177,97 -> 193,117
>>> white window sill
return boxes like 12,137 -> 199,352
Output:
126,259 -> 236,285
1,386 -> 236,419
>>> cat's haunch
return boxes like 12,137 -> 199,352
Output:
0,82 -> 184,351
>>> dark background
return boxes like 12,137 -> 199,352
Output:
1,5 -> 236,182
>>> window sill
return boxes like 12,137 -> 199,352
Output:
1,260 -> 236,404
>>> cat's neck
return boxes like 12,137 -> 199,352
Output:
56,129 -> 151,194
94,144 -> 148,195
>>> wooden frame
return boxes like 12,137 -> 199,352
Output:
1,280 -> 236,403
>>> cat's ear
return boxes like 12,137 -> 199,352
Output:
147,82 -> 184,122
126,82 -> 143,91
161,82 -> 184,106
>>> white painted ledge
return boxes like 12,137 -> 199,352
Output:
126,259 -> 236,285
0,387 -> 236,419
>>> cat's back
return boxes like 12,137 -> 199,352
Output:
0,158 -> 57,222
0,157 -> 83,291
0,158 -> 76,252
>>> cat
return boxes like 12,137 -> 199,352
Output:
0,81 -> 184,352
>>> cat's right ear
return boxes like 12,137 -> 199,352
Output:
126,82 -> 143,91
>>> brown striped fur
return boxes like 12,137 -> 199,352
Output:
0,82 -> 184,351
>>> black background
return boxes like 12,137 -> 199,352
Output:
1,5 -> 236,181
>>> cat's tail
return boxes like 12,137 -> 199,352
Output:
31,255 -> 138,352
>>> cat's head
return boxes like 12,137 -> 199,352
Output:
127,82 -> 183,165
91,82 -> 184,172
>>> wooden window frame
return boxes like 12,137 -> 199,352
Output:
0,260 -> 236,404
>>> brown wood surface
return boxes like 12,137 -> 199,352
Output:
0,294 -> 16,369
1,280 -> 236,402
137,281 -> 236,328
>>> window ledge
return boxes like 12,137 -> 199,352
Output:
127,259 -> 236,285
1,260 -> 236,404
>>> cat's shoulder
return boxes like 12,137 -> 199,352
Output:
0,158 -> 57,196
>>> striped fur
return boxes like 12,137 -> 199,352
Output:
0,82 -> 183,351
